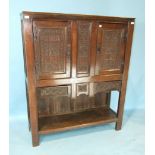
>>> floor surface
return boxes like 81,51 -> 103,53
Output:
10,109 -> 144,155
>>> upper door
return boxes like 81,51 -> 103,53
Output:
33,20 -> 71,80
95,23 -> 127,75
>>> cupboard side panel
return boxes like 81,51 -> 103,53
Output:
22,18 -> 39,146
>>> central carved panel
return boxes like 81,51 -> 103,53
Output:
77,21 -> 92,77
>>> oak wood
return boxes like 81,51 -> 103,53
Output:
22,19 -> 39,146
36,74 -> 123,87
95,23 -> 127,75
38,107 -> 117,135
21,11 -> 135,22
21,11 -> 134,146
115,22 -> 134,130
33,20 -> 71,80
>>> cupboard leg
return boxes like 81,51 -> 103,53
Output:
32,133 -> 39,147
28,88 -> 39,146
115,121 -> 122,130
115,90 -> 126,131
25,81 -> 31,131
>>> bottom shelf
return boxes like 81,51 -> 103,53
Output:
38,107 -> 118,135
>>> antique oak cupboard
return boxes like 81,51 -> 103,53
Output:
21,11 -> 135,146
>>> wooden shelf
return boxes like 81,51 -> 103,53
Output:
38,107 -> 118,135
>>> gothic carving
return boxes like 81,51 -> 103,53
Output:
74,83 -> 108,112
38,86 -> 69,96
37,86 -> 71,116
74,94 -> 91,112
33,22 -> 71,79
73,93 -> 108,112
77,21 -> 92,76
96,29 -> 125,72
94,81 -> 122,93
38,98 -> 50,116
77,83 -> 89,96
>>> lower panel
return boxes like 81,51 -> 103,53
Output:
37,85 -> 72,116
37,84 -> 111,116
37,81 -> 121,117
38,107 -> 117,135
73,93 -> 107,112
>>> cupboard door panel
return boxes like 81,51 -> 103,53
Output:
77,21 -> 92,77
95,23 -> 127,75
33,20 -> 71,80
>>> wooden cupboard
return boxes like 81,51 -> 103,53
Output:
21,11 -> 135,146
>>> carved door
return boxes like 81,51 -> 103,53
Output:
95,23 -> 127,75
33,20 -> 71,80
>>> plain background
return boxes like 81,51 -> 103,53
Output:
3,0 -> 155,155
9,0 -> 144,119
8,0 -> 145,154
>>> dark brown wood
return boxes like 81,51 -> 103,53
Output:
115,21 -> 135,130
38,107 -> 117,135
22,19 -> 39,146
25,80 -> 31,131
95,23 -> 127,75
21,11 -> 134,22
77,21 -> 92,77
106,92 -> 111,107
33,20 -> 71,80
36,74 -> 123,87
21,11 -> 134,146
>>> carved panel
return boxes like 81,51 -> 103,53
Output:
39,28 -> 66,73
37,98 -> 50,116
33,21 -> 71,79
77,83 -> 89,96
39,86 -> 68,96
74,94 -> 92,112
49,96 -> 71,114
94,92 -> 108,108
94,81 -> 122,94
37,86 -> 71,116
73,83 -> 108,112
96,24 -> 126,74
77,21 -> 92,76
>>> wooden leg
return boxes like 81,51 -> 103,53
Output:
25,82 -> 31,131
28,87 -> 39,146
29,106 -> 40,146
115,91 -> 126,131
32,133 -> 39,147
115,121 -> 122,130
27,106 -> 31,132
